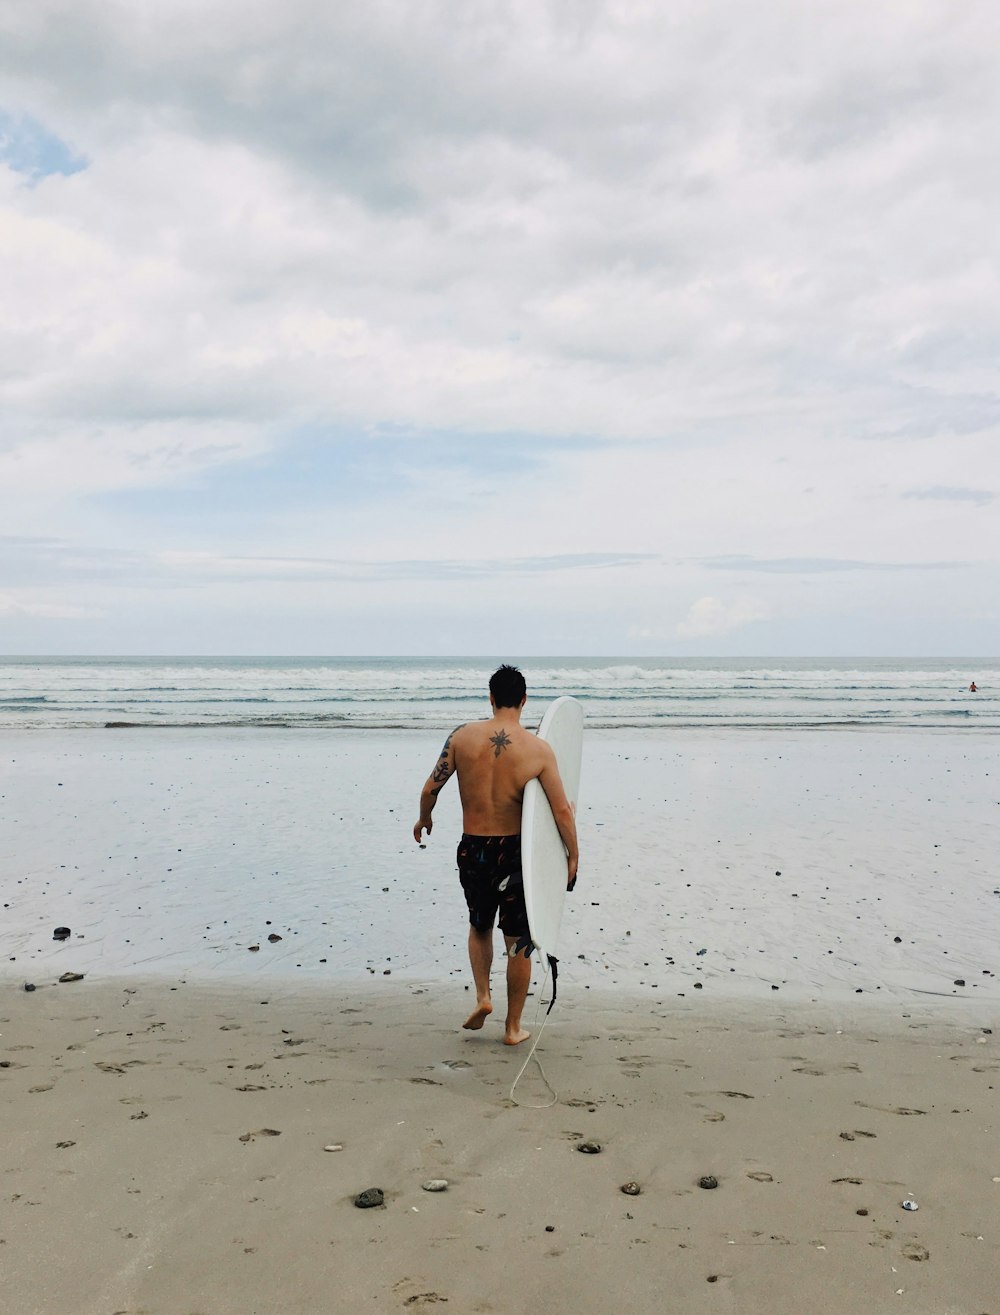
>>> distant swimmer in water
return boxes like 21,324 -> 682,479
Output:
969,682 -> 978,693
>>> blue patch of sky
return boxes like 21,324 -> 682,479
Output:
88,426 -> 601,525
0,109 -> 88,182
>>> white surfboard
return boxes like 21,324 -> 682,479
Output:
521,696 -> 583,967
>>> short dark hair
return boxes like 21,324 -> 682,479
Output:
489,664 -> 526,708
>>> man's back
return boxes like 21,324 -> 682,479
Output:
450,719 -> 548,835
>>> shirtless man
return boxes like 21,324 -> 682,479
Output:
413,665 -> 579,1045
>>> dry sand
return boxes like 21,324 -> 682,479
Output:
3,975 -> 998,1315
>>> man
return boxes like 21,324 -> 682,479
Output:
413,665 -> 579,1045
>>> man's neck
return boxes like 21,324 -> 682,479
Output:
491,706 -> 522,727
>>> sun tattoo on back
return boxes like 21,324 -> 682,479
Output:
489,728 -> 512,757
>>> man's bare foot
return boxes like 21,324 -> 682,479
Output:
503,1027 -> 531,1046
462,1001 -> 493,1030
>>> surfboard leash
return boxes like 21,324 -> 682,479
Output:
509,952 -> 559,1108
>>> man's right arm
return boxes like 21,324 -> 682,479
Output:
536,745 -> 579,888
413,724 -> 464,843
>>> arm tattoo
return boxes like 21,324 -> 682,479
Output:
489,728 -> 512,757
431,725 -> 463,783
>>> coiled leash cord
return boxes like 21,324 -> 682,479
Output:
509,954 -> 559,1108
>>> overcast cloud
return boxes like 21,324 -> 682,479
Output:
1,0 -> 998,654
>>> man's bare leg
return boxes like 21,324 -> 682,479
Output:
463,926 -> 494,1030
502,937 -> 531,1045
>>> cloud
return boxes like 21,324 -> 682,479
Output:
0,590 -> 104,619
902,485 -> 995,506
695,555 -> 967,573
676,596 -> 770,640
0,3 -> 998,652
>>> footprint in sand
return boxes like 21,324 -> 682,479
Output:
855,1101 -> 925,1116
793,1063 -> 862,1076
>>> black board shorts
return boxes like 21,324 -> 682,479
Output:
456,834 -> 530,947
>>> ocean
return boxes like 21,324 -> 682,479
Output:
0,655 -> 996,730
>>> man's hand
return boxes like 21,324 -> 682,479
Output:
413,817 -> 433,843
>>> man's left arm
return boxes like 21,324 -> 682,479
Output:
413,725 -> 462,842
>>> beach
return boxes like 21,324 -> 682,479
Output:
3,718 -> 999,1313
4,979 -> 998,1314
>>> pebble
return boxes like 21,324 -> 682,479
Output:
576,1141 -> 602,1154
354,1188 -> 384,1209
902,1198 -> 919,1211
58,972 -> 85,983
620,1181 -> 641,1196
23,982 -> 36,992
52,927 -> 71,941
268,933 -> 282,943
422,1179 -> 449,1192
698,1175 -> 719,1190
323,1144 -> 344,1153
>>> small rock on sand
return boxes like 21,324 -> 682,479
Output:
422,1179 -> 449,1192
576,1141 -> 602,1154
58,972 -> 85,983
698,1175 -> 719,1190
354,1188 -> 384,1208
324,1143 -> 344,1152
620,1181 -> 641,1195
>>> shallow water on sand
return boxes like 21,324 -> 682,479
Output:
2,727 -> 997,1009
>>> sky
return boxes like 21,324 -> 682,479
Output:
1,0 -> 998,657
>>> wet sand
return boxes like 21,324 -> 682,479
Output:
4,728 -> 998,1005
3,977 -> 998,1315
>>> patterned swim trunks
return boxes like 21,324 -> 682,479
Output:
456,834 -> 530,947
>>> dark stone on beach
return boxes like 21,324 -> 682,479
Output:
23,982 -> 36,992
698,1175 -> 719,1190
621,1181 -> 641,1195
707,1275 -> 719,1283
893,936 -> 902,943
267,933 -> 282,943
248,945 -> 260,952
545,1225 -> 555,1232
354,1188 -> 384,1209
577,1141 -> 602,1154
693,982 -> 703,989
53,927 -> 71,941
58,972 -> 85,983
857,1208 -> 869,1216
954,978 -> 966,987
696,948 -> 707,956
